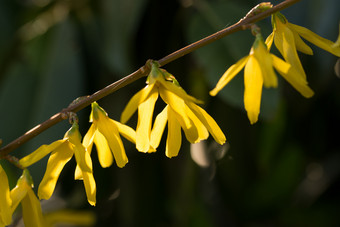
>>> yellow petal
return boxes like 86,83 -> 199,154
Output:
254,41 -> 278,88
136,89 -> 159,152
287,23 -> 313,55
72,143 -> 92,173
97,116 -> 128,168
79,124 -> 95,178
38,142 -> 73,200
0,165 -> 12,225
156,73 -> 203,104
289,23 -> 340,57
160,89 -> 199,143
66,123 -> 92,172
82,123 -> 96,152
114,120 -> 136,144
210,56 -> 249,96
150,105 -> 168,149
21,189 -> 46,227
93,130 -> 113,168
10,177 -> 29,214
244,56 -> 263,124
165,108 -> 182,158
169,108 -> 198,143
274,20 -> 307,79
272,55 -> 314,98
121,84 -> 156,123
271,54 -> 291,74
19,140 -> 65,168
44,210 -> 96,226
265,32 -> 274,50
186,102 -> 226,144
183,104 -> 209,143
159,88 -> 191,128
74,164 -> 82,180
81,170 -> 96,206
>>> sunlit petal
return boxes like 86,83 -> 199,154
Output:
265,32 -> 274,50
289,23 -> 340,56
160,90 -> 200,143
136,89 -> 159,152
67,123 -> 92,172
150,105 -> 168,149
97,116 -> 128,168
183,104 -> 209,143
93,130 -> 113,168
159,88 -> 192,128
274,19 -> 306,79
72,142 -> 92,173
82,123 -> 96,152
288,24 -> 313,55
80,171 -> 96,206
10,178 -> 29,214
271,54 -> 291,74
0,165 -> 12,225
114,120 -> 136,144
244,56 -> 263,124
272,55 -> 314,98
21,189 -> 46,227
74,165 -> 82,180
19,140 -> 65,168
254,42 -> 278,88
186,102 -> 226,144
166,108 -> 182,158
38,142 -> 73,200
156,73 -> 203,104
169,108 -> 198,143
210,56 -> 249,96
121,84 -> 155,123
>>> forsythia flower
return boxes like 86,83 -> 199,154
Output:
121,61 -> 226,157
0,165 -> 12,227
81,102 -> 135,169
267,12 -> 340,78
19,122 -> 96,206
210,34 -> 314,124
10,169 -> 46,227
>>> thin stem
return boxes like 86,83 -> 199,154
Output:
3,154 -> 24,169
0,0 -> 300,158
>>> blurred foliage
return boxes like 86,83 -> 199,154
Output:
0,0 -> 340,226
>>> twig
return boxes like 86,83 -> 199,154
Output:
0,0 -> 300,158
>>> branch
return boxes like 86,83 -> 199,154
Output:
0,0 -> 300,158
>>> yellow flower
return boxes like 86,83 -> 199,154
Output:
121,61 -> 226,157
0,165 -> 12,226
266,13 -> 340,78
81,102 -> 135,169
10,169 -> 46,227
9,170 -> 95,227
210,34 -> 314,124
19,122 -> 96,206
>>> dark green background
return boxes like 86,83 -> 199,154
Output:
1,0 -> 340,226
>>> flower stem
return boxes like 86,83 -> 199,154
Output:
0,0 -> 300,158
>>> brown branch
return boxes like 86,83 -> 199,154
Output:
0,0 -> 300,158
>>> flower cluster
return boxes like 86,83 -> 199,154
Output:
0,167 -> 95,227
210,12 -> 340,124
121,62 -> 226,157
1,8 -> 339,227
13,62 -> 225,215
